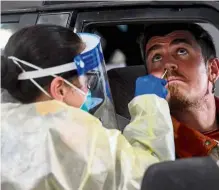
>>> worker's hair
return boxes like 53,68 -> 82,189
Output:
140,23 -> 216,70
1,24 -> 83,103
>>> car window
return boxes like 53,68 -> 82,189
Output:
90,22 -> 219,96
92,24 -> 145,70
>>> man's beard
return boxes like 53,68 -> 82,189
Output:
167,83 -> 205,112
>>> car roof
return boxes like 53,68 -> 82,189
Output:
2,1 -> 219,14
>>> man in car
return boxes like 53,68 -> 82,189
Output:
141,23 -> 219,159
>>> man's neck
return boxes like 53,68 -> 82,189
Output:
171,95 -> 218,133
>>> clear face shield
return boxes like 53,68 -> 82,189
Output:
73,33 -> 118,129
4,33 -> 118,129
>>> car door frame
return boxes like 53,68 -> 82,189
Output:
1,13 -> 38,29
74,5 -> 219,32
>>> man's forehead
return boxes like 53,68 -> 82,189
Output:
146,30 -> 196,52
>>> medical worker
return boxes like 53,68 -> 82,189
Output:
1,25 -> 175,190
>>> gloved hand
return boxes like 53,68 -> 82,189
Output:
135,74 -> 168,99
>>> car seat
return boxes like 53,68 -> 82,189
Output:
107,65 -> 146,130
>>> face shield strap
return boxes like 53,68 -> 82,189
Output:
7,56 -> 86,97
8,56 -> 52,97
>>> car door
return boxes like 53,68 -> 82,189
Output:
72,1 -> 219,123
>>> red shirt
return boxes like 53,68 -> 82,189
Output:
172,97 -> 219,158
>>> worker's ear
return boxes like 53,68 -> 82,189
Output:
50,77 -> 70,101
208,58 -> 219,84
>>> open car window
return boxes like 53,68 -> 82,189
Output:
89,22 -> 219,68
81,21 -> 219,122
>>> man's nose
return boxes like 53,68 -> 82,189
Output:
164,62 -> 178,71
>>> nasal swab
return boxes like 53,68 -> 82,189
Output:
161,69 -> 168,79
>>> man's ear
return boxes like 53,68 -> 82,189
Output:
50,77 -> 69,101
208,58 -> 219,83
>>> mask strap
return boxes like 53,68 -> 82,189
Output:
8,56 -> 86,97
63,78 -> 86,95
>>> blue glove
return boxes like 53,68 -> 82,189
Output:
135,74 -> 168,99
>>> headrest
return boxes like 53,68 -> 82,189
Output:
141,157 -> 219,190
107,65 -> 146,119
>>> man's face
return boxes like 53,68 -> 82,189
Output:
145,30 -> 209,110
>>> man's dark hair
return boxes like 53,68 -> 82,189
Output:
1,24 -> 83,103
141,23 -> 216,67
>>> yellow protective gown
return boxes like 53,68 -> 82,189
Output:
1,94 -> 175,190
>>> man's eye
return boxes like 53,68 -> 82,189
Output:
177,48 -> 188,55
152,54 -> 162,63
